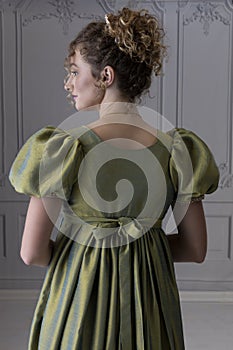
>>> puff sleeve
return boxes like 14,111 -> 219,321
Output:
9,126 -> 83,199
168,128 -> 219,202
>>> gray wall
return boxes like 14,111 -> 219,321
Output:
0,0 -> 232,290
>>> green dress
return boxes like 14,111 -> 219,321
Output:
9,125 -> 219,350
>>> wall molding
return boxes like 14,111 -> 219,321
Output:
14,1 -> 102,148
219,162 -> 233,189
0,289 -> 40,300
22,0 -> 102,35
183,1 -> 230,36
97,0 -> 115,12
98,0 -> 166,13
0,175 -> 5,187
17,213 -> 25,251
15,11 -> 24,149
180,290 -> 233,303
177,0 -> 233,182
0,0 -> 18,10
0,214 -> 6,258
226,0 -> 233,11
0,10 -> 5,186
178,1 -> 189,9
0,289 -> 233,302
205,214 -> 232,261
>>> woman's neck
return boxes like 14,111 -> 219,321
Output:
99,101 -> 141,121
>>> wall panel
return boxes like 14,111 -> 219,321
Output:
177,1 -> 233,199
0,0 -> 232,290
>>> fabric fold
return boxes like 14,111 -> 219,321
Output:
168,127 -> 219,202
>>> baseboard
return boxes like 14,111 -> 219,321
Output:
0,289 -> 233,302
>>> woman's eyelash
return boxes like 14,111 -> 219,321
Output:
71,71 -> 78,76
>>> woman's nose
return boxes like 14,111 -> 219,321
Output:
64,82 -> 72,92
64,84 -> 71,91
64,77 -> 73,92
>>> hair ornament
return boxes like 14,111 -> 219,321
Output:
119,17 -> 127,26
105,14 -> 110,26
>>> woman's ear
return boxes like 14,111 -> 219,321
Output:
101,66 -> 115,87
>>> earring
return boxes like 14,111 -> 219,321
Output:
99,79 -> 106,91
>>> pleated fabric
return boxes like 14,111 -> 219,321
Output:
8,125 -> 220,349
29,228 -> 184,350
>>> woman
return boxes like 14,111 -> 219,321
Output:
9,7 -> 219,349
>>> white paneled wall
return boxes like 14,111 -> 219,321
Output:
0,0 -> 232,289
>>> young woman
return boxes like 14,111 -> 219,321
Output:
9,7 -> 219,349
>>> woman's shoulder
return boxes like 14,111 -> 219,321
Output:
9,125 -> 85,199
166,127 -> 208,146
167,127 -> 219,201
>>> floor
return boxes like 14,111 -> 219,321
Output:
0,291 -> 233,350
181,301 -> 233,349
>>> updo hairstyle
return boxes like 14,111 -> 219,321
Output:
64,7 -> 167,102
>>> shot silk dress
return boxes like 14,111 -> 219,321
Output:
9,125 -> 220,350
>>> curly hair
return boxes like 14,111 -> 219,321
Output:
64,7 -> 167,103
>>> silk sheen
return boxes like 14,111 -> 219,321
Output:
9,125 -> 219,349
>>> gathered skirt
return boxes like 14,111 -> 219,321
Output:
28,228 -> 185,350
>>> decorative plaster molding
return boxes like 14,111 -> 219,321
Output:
226,0 -> 233,11
183,2 -> 230,36
153,0 -> 166,12
98,0 -> 139,12
157,1 -> 165,9
15,1 -> 102,150
218,162 -> 233,189
114,0 -> 137,10
0,0 -> 19,10
98,0 -> 166,13
76,12 -> 102,20
98,0 -> 114,12
178,0 -> 189,9
22,0 -> 102,35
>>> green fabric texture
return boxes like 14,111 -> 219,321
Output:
9,125 -> 219,350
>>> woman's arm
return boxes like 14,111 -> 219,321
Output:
167,200 -> 207,263
20,196 -> 62,267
